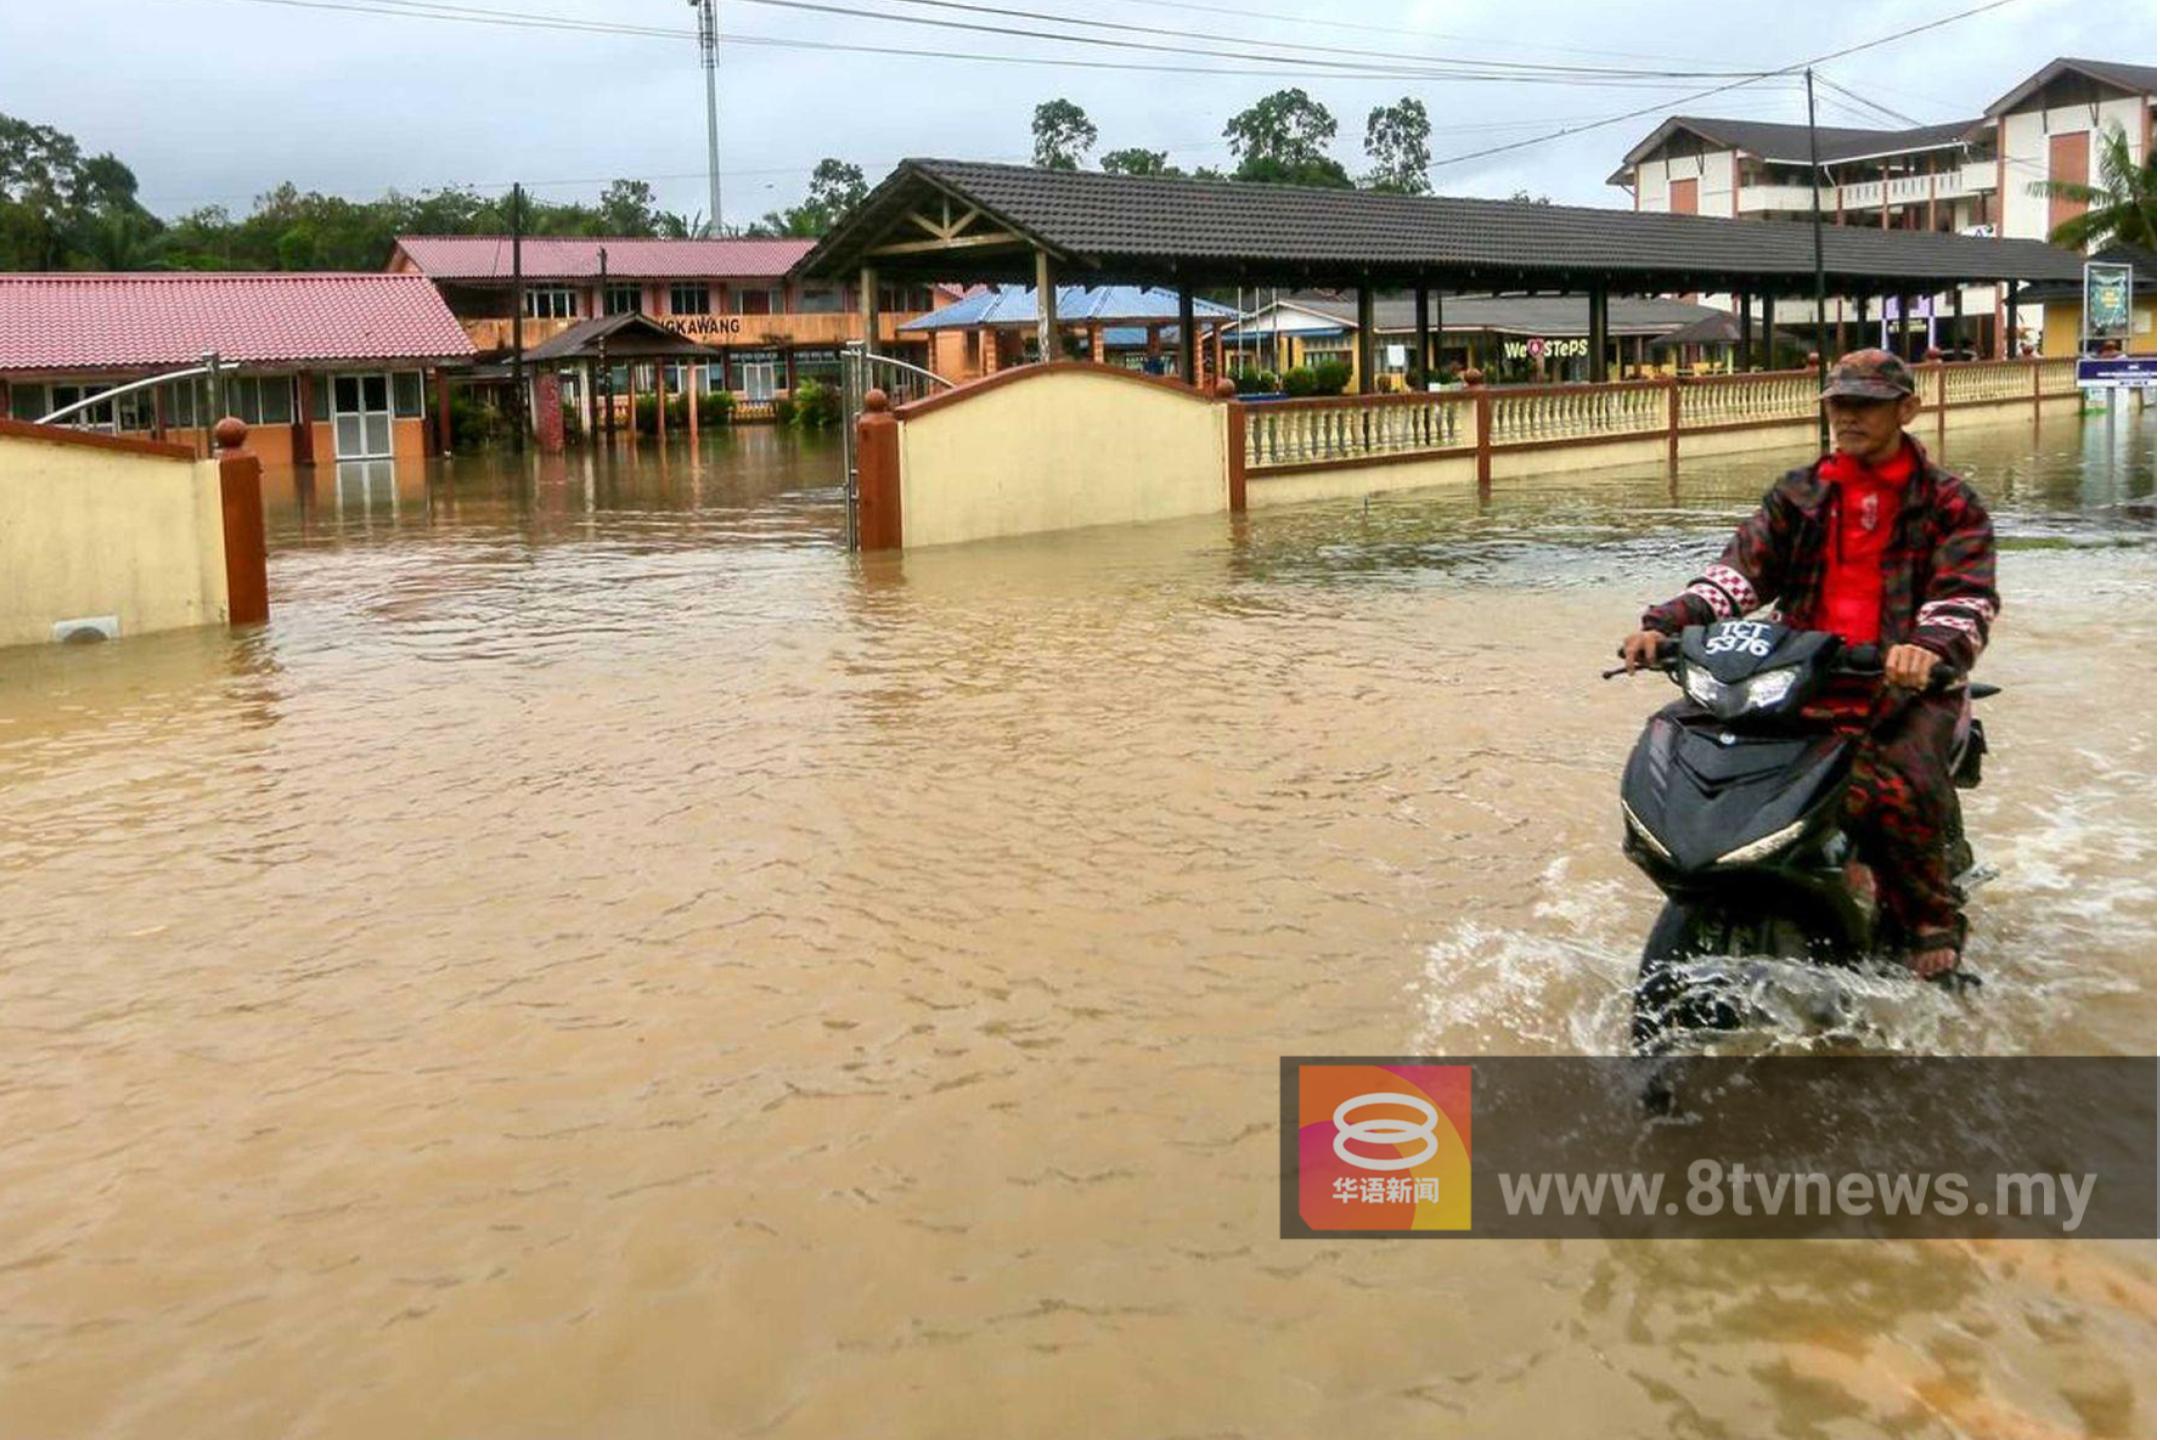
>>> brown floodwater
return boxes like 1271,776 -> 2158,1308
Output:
1,413 -> 2153,1437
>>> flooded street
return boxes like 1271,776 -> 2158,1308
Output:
1,414 -> 2152,1436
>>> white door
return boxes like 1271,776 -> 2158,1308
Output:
331,373 -> 394,459
742,362 -> 776,403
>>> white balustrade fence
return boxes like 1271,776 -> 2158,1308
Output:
1245,395 -> 1472,469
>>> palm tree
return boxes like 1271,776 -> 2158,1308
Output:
2029,122 -> 2156,252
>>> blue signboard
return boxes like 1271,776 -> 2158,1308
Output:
2075,355 -> 2157,389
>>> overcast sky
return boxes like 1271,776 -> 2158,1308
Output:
1,0 -> 2151,229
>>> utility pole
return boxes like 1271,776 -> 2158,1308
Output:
598,245 -> 613,438
689,0 -> 722,236
510,181 -> 527,454
1805,68 -> 1830,451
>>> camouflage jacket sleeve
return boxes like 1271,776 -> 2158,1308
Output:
1639,487 -> 1794,635
1908,481 -> 1999,671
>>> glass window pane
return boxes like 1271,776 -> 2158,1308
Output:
362,375 -> 389,411
8,384 -> 44,422
259,375 -> 293,424
335,375 -> 361,412
392,372 -> 422,417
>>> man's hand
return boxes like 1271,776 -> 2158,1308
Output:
1619,630 -> 1669,674
1882,643 -> 1940,690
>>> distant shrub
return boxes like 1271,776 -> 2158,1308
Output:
698,390 -> 734,427
790,376 -> 843,429
1311,359 -> 1352,395
1231,366 -> 1280,395
772,395 -> 797,426
449,391 -> 505,450
1282,366 -> 1319,397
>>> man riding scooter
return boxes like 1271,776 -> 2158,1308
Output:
1619,349 -> 2000,980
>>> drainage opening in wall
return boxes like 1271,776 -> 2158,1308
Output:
52,616 -> 121,645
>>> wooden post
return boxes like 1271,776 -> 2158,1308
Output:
855,388 -> 902,550
213,418 -> 268,627
1738,287 -> 1753,371
1414,283 -> 1431,389
152,382 -> 167,442
1665,374 -> 1681,473
1177,285 -> 1197,384
1035,250 -> 1058,364
687,361 -> 700,442
860,265 -> 881,360
1210,323 -> 1224,385
1356,284 -> 1376,393
432,370 -> 451,456
1467,368 -> 1491,499
655,359 -> 668,441
1588,284 -> 1610,384
1218,378 -> 1245,511
1760,290 -> 1775,369
1432,291 -> 1444,378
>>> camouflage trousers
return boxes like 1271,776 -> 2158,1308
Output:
1842,690 -> 1964,955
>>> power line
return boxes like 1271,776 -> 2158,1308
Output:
213,0 -> 1779,86
1811,71 -> 1933,129
1097,0 -> 1702,66
1426,0 -> 2024,171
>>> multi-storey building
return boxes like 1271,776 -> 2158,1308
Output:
1610,56 -> 2156,358
387,235 -> 948,407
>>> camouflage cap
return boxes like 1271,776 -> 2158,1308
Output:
1820,347 -> 1916,401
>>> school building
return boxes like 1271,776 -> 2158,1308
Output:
0,272 -> 476,465
1610,55 -> 2157,357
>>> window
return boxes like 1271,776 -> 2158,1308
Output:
525,286 -> 578,319
393,372 -> 424,418
668,283 -> 710,315
8,384 -> 44,422
604,284 -> 642,316
798,285 -> 842,314
738,288 -> 777,316
221,376 -> 294,426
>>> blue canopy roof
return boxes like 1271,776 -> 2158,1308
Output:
901,284 -> 1239,331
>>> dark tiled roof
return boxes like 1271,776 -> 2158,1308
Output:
1984,57 -> 2158,116
796,158 -> 2086,291
522,312 -> 719,362
1289,292 -> 1725,337
1616,116 -> 1982,174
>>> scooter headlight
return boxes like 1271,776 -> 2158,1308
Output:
1717,817 -> 1810,866
1682,663 -> 1725,709
1739,665 -> 1799,711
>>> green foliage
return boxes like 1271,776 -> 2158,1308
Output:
1033,99 -> 1098,171
788,376 -> 843,429
772,395 -> 797,426
448,391 -> 506,451
1507,189 -> 1554,206
0,111 -> 160,270
2032,123 -> 2156,253
1311,359 -> 1352,395
1281,366 -> 1319,397
1101,148 -> 1178,177
632,395 -> 695,435
1223,90 -> 1350,188
1363,98 -> 1431,195
1230,366 -> 1279,394
698,389 -> 735,427
744,158 -> 868,239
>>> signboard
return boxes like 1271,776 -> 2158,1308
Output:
2075,354 -> 2156,389
661,313 -> 745,341
2084,261 -> 2134,344
1500,336 -> 1589,361
1384,344 -> 1407,368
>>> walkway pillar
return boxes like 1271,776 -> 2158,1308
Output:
1035,250 -> 1058,364
855,389 -> 902,550
1950,284 -> 1964,355
655,360 -> 667,441
1414,284 -> 1431,388
1738,287 -> 1754,371
687,363 -> 700,442
1587,284 -> 1610,384
214,419 -> 269,627
1760,291 -> 1776,369
859,265 -> 881,359
1356,284 -> 1375,393
576,362 -> 594,441
2005,288 -> 2021,356
1177,286 -> 1197,384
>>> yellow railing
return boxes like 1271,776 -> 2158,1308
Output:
1244,393 -> 1474,468
1488,382 -> 1667,446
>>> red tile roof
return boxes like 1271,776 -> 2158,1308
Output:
0,272 -> 476,372
391,234 -> 817,282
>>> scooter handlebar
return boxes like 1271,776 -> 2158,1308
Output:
1835,644 -> 1962,692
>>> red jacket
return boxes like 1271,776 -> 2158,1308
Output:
1642,435 -> 1999,671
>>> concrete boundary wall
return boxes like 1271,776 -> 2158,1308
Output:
0,418 -> 268,649
857,358 -> 2103,547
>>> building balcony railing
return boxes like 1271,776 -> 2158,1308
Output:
460,310 -> 931,354
1735,184 -> 1819,212
1960,160 -> 1998,193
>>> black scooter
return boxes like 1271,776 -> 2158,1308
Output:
1609,619 -> 1995,1057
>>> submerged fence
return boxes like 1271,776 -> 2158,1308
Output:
1239,358 -> 2084,487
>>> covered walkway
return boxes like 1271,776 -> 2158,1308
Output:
795,158 -> 2090,389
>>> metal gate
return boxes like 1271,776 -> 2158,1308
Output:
839,342 -> 952,550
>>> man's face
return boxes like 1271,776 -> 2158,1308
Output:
1824,393 -> 1919,459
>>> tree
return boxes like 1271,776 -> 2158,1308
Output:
1363,98 -> 1431,195
1101,148 -> 1178,177
805,158 -> 867,221
0,112 -> 161,270
1222,90 -> 1350,188
597,178 -> 661,236
1507,188 -> 1553,206
2030,122 -> 2155,252
1032,99 -> 1097,171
